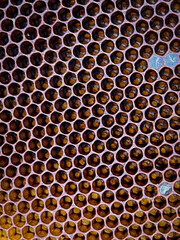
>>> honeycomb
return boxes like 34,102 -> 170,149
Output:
0,0 -> 180,239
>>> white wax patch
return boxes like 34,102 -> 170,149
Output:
164,53 -> 178,67
149,56 -> 163,69
159,182 -> 172,196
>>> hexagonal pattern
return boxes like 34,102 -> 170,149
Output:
0,0 -> 180,240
